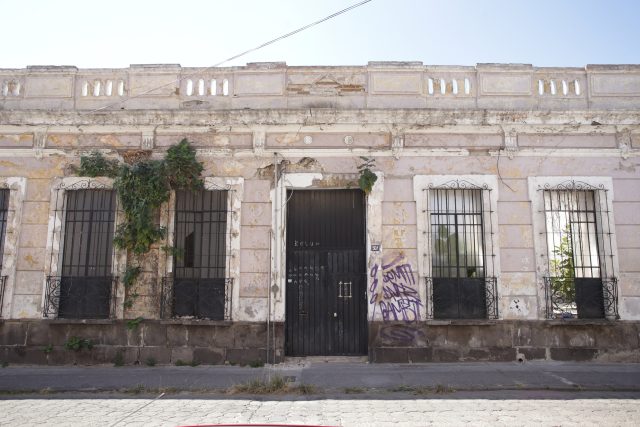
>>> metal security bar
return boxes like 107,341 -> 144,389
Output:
0,276 -> 6,318
160,276 -> 232,320
161,189 -> 231,320
540,180 -> 618,319
426,180 -> 497,319
0,189 -> 8,318
47,185 -> 117,319
44,275 -> 118,319
0,189 -> 8,272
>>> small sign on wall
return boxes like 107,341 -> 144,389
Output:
370,243 -> 381,252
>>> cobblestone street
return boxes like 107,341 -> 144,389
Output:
1,391 -> 639,426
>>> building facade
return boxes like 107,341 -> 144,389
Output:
0,62 -> 639,365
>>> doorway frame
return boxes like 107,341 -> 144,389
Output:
270,172 -> 384,332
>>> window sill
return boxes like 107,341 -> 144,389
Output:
426,319 -> 498,326
159,319 -> 233,326
41,318 -> 116,325
543,318 -> 618,325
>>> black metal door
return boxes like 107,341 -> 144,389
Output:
285,190 -> 367,356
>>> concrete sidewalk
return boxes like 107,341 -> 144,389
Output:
1,360 -> 639,393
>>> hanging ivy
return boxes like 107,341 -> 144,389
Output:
77,139 -> 204,312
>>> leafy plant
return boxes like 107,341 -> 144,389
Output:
122,267 -> 142,310
165,138 -> 205,190
126,316 -> 144,331
357,156 -> 377,194
550,226 -> 576,304
174,359 -> 187,366
145,357 -> 156,367
77,139 -> 204,312
113,160 -> 170,255
77,151 -> 120,178
43,345 -> 53,354
64,337 -> 94,352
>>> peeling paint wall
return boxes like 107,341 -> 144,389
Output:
0,63 -> 638,329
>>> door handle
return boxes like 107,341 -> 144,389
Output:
337,280 -> 352,298
333,312 -> 337,317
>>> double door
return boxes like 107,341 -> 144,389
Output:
285,190 -> 367,356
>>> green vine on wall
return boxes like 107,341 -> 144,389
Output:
77,139 -> 204,313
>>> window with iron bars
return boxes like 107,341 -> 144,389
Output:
44,186 -> 118,319
0,189 -> 9,317
161,189 -> 232,320
541,183 -> 618,319
427,181 -> 498,319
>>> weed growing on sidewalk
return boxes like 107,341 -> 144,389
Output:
145,357 -> 156,367
344,387 -> 365,394
228,376 -> 320,395
388,384 -> 456,395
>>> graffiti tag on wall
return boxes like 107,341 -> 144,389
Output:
369,254 -> 422,323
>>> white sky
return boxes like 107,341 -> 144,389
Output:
1,0 -> 638,69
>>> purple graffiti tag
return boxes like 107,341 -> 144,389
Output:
370,254 -> 423,323
369,263 -> 379,320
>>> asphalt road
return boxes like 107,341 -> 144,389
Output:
2,362 -> 639,426
1,360 -> 639,393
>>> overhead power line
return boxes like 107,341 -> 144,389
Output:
84,0 -> 373,114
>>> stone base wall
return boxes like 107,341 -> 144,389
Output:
0,320 -> 284,366
2,319 -> 639,365
369,321 -> 640,363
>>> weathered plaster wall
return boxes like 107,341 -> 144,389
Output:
0,63 -> 638,364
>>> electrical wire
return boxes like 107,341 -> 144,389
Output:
83,0 -> 373,115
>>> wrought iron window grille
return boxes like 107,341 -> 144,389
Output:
538,180 -> 617,320
0,189 -> 8,318
0,276 -> 7,317
43,275 -> 118,319
160,276 -> 232,321
424,182 -> 498,319
161,189 -> 233,321
544,276 -> 618,320
46,185 -> 118,319
426,276 -> 499,320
